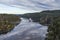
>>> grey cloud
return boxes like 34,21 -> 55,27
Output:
0,0 -> 60,11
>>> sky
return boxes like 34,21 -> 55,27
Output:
0,0 -> 60,14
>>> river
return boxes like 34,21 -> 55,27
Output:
0,18 -> 48,40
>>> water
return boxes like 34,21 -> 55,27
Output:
0,18 -> 48,40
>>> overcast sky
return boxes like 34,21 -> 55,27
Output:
0,0 -> 60,14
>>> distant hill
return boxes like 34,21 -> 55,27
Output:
20,10 -> 60,25
22,10 -> 60,18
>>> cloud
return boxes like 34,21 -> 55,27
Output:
0,4 -> 34,14
0,0 -> 60,12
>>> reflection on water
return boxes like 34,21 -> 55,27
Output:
0,18 -> 48,40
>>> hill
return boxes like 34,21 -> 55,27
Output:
21,10 -> 60,25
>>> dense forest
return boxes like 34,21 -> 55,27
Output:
20,10 -> 60,40
0,14 -> 20,34
45,16 -> 60,40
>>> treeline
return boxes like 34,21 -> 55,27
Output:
45,16 -> 60,40
0,14 -> 20,34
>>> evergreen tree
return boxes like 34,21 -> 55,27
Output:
45,17 -> 60,40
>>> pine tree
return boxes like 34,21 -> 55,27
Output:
45,17 -> 60,40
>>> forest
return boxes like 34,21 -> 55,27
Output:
0,14 -> 20,34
